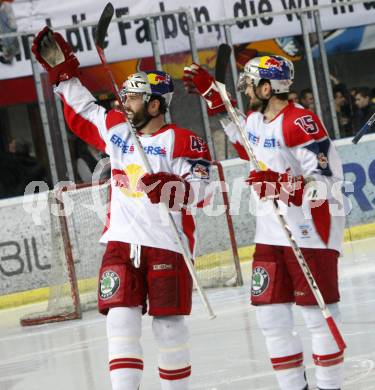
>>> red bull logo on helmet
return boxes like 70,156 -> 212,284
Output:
261,56 -> 283,71
147,72 -> 170,85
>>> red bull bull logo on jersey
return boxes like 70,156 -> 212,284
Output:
112,164 -> 145,198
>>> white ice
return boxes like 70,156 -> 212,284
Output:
0,238 -> 374,390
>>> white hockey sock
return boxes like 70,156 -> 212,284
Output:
107,307 -> 143,390
301,304 -> 344,389
257,304 -> 307,390
153,316 -> 191,390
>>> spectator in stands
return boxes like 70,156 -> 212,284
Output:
75,138 -> 110,182
348,87 -> 359,116
350,87 -> 358,99
371,88 -> 375,105
0,149 -> 24,198
333,86 -> 353,137
300,88 -> 315,111
352,87 -> 375,132
288,90 -> 299,104
330,75 -> 356,124
0,0 -> 20,64
8,137 -> 48,191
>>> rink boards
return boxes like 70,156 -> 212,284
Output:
1,134 -> 375,307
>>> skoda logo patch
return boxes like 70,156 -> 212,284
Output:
100,270 -> 120,300
251,266 -> 269,296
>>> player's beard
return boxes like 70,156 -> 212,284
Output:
248,96 -> 263,112
127,104 -> 153,130
251,87 -> 271,113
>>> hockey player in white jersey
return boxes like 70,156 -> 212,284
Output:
184,56 -> 344,390
32,27 -> 212,390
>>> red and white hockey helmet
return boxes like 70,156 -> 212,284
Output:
121,70 -> 174,108
242,55 -> 294,94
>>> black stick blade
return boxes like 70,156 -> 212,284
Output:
215,44 -> 232,84
95,2 -> 114,49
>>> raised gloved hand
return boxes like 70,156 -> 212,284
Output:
32,26 -> 80,84
183,63 -> 236,116
140,172 -> 192,211
247,169 -> 305,206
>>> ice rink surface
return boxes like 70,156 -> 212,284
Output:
1,238 -> 375,390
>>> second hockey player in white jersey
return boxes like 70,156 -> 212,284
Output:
184,56 -> 345,390
32,27 -> 212,390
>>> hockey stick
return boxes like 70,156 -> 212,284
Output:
214,43 -> 346,350
352,112 -> 375,144
95,3 -> 216,319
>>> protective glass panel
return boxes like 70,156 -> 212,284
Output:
319,21 -> 375,268
155,16 -> 243,287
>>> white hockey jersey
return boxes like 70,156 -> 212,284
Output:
224,102 -> 345,252
55,78 -> 212,256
